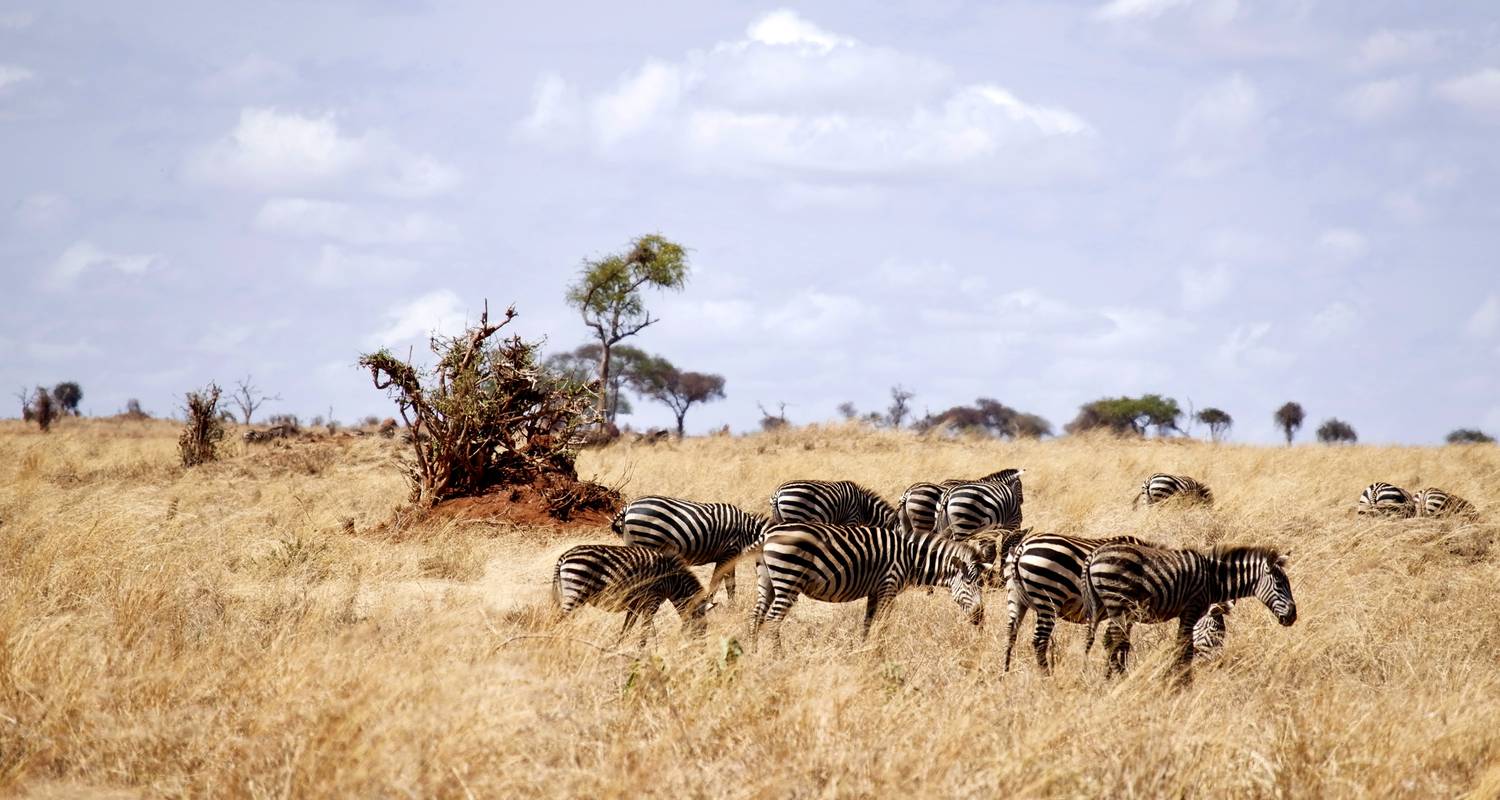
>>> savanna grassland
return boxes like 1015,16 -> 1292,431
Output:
2,419 -> 1499,798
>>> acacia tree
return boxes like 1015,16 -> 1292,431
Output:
230,376 -> 281,425
1196,407 -> 1233,442
1446,428 -> 1495,444
52,382 -> 82,416
1065,395 -> 1181,436
630,355 -> 726,437
886,385 -> 915,428
31,387 -> 56,432
565,235 -> 690,423
1274,402 -> 1305,446
545,343 -> 649,423
1316,418 -> 1358,444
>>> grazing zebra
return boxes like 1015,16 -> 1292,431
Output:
553,544 -> 713,645
751,522 -> 991,650
898,468 -> 1023,535
612,496 -> 771,604
1412,487 -> 1477,519
1003,532 -> 1156,672
1357,482 -> 1415,517
1134,473 -> 1214,508
769,480 -> 899,528
1083,542 -> 1296,681
933,477 -> 1024,540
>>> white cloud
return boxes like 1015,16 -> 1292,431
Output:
13,193 -> 70,228
188,107 -> 460,197
1317,228 -> 1368,263
1174,73 -> 1263,177
197,55 -> 298,96
518,10 -> 1091,181
1352,30 -> 1442,72
1340,77 -> 1418,123
1436,68 -> 1500,121
1093,0 -> 1195,22
1179,263 -> 1233,310
366,290 -> 471,347
1308,301 -> 1359,340
309,245 -> 420,287
0,64 -> 35,92
763,291 -> 871,340
1216,322 -> 1292,371
253,197 -> 458,245
1467,295 -> 1500,339
46,242 -> 160,290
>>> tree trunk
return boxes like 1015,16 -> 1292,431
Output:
596,343 -> 612,425
675,409 -> 687,438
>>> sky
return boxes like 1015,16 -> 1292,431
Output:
1,0 -> 1497,443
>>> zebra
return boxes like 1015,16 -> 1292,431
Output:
769,480 -> 899,528
1357,482 -> 1415,517
1412,487 -> 1477,519
1003,532 -> 1166,672
1083,542 -> 1296,682
553,544 -> 714,646
611,496 -> 771,604
1134,473 -> 1214,508
750,522 -> 991,651
933,476 -> 1023,540
898,468 -> 1023,535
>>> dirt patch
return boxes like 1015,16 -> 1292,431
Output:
369,477 -> 618,540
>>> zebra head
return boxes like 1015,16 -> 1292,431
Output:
683,597 -> 717,638
1254,552 -> 1297,626
946,553 -> 987,627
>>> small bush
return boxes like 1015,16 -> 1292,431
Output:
180,384 -> 226,467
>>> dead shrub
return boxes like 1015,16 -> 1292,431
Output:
179,384 -> 225,467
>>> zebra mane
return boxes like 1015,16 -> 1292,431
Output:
1208,544 -> 1284,565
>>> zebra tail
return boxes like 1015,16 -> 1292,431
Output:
769,493 -> 784,524
550,556 -> 564,610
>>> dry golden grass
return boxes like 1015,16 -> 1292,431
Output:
2,418 -> 1499,798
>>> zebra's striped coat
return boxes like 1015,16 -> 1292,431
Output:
1083,542 -> 1296,681
899,468 -> 1023,536
933,475 -> 1024,540
770,480 -> 899,528
1135,473 -> 1214,508
751,522 -> 991,649
1357,482 -> 1415,517
612,496 -> 770,603
553,544 -> 712,645
1412,487 -> 1477,519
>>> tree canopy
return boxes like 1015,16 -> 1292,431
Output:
1446,428 -> 1495,444
545,343 -> 650,422
1195,407 -> 1233,442
1274,402 -> 1305,445
630,354 -> 726,436
918,397 -> 1052,439
1066,394 -> 1181,436
1316,418 -> 1358,444
52,382 -> 82,415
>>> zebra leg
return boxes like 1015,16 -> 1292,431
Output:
1032,606 -> 1056,673
708,559 -> 736,605
1103,620 -> 1131,677
764,588 -> 800,655
617,610 -> 640,645
1173,613 -> 1198,686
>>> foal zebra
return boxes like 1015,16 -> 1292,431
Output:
1357,482 -> 1415,517
751,522 -> 991,650
770,480 -> 899,528
1412,487 -> 1477,519
933,475 -> 1024,540
1083,542 -> 1296,682
553,544 -> 713,645
1134,473 -> 1214,508
612,496 -> 770,603
899,468 -> 1023,536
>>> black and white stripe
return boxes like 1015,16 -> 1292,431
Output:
1412,487 -> 1477,518
770,480 -> 899,528
899,468 -> 1023,536
1083,543 -> 1296,681
1134,473 -> 1214,508
933,476 -> 1024,539
553,544 -> 713,644
751,522 -> 991,649
1357,482 -> 1415,517
612,496 -> 771,603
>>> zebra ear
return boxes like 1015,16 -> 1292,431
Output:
1275,552 -> 1290,568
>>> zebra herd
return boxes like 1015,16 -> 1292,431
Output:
551,469 -> 1314,683
1358,482 -> 1477,519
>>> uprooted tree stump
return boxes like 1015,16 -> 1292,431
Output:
358,302 -> 620,522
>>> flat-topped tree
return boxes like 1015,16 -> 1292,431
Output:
630,354 -> 725,437
1274,402 -> 1304,446
566,235 -> 690,425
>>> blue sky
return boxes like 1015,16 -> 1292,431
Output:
1,1 -> 1497,442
